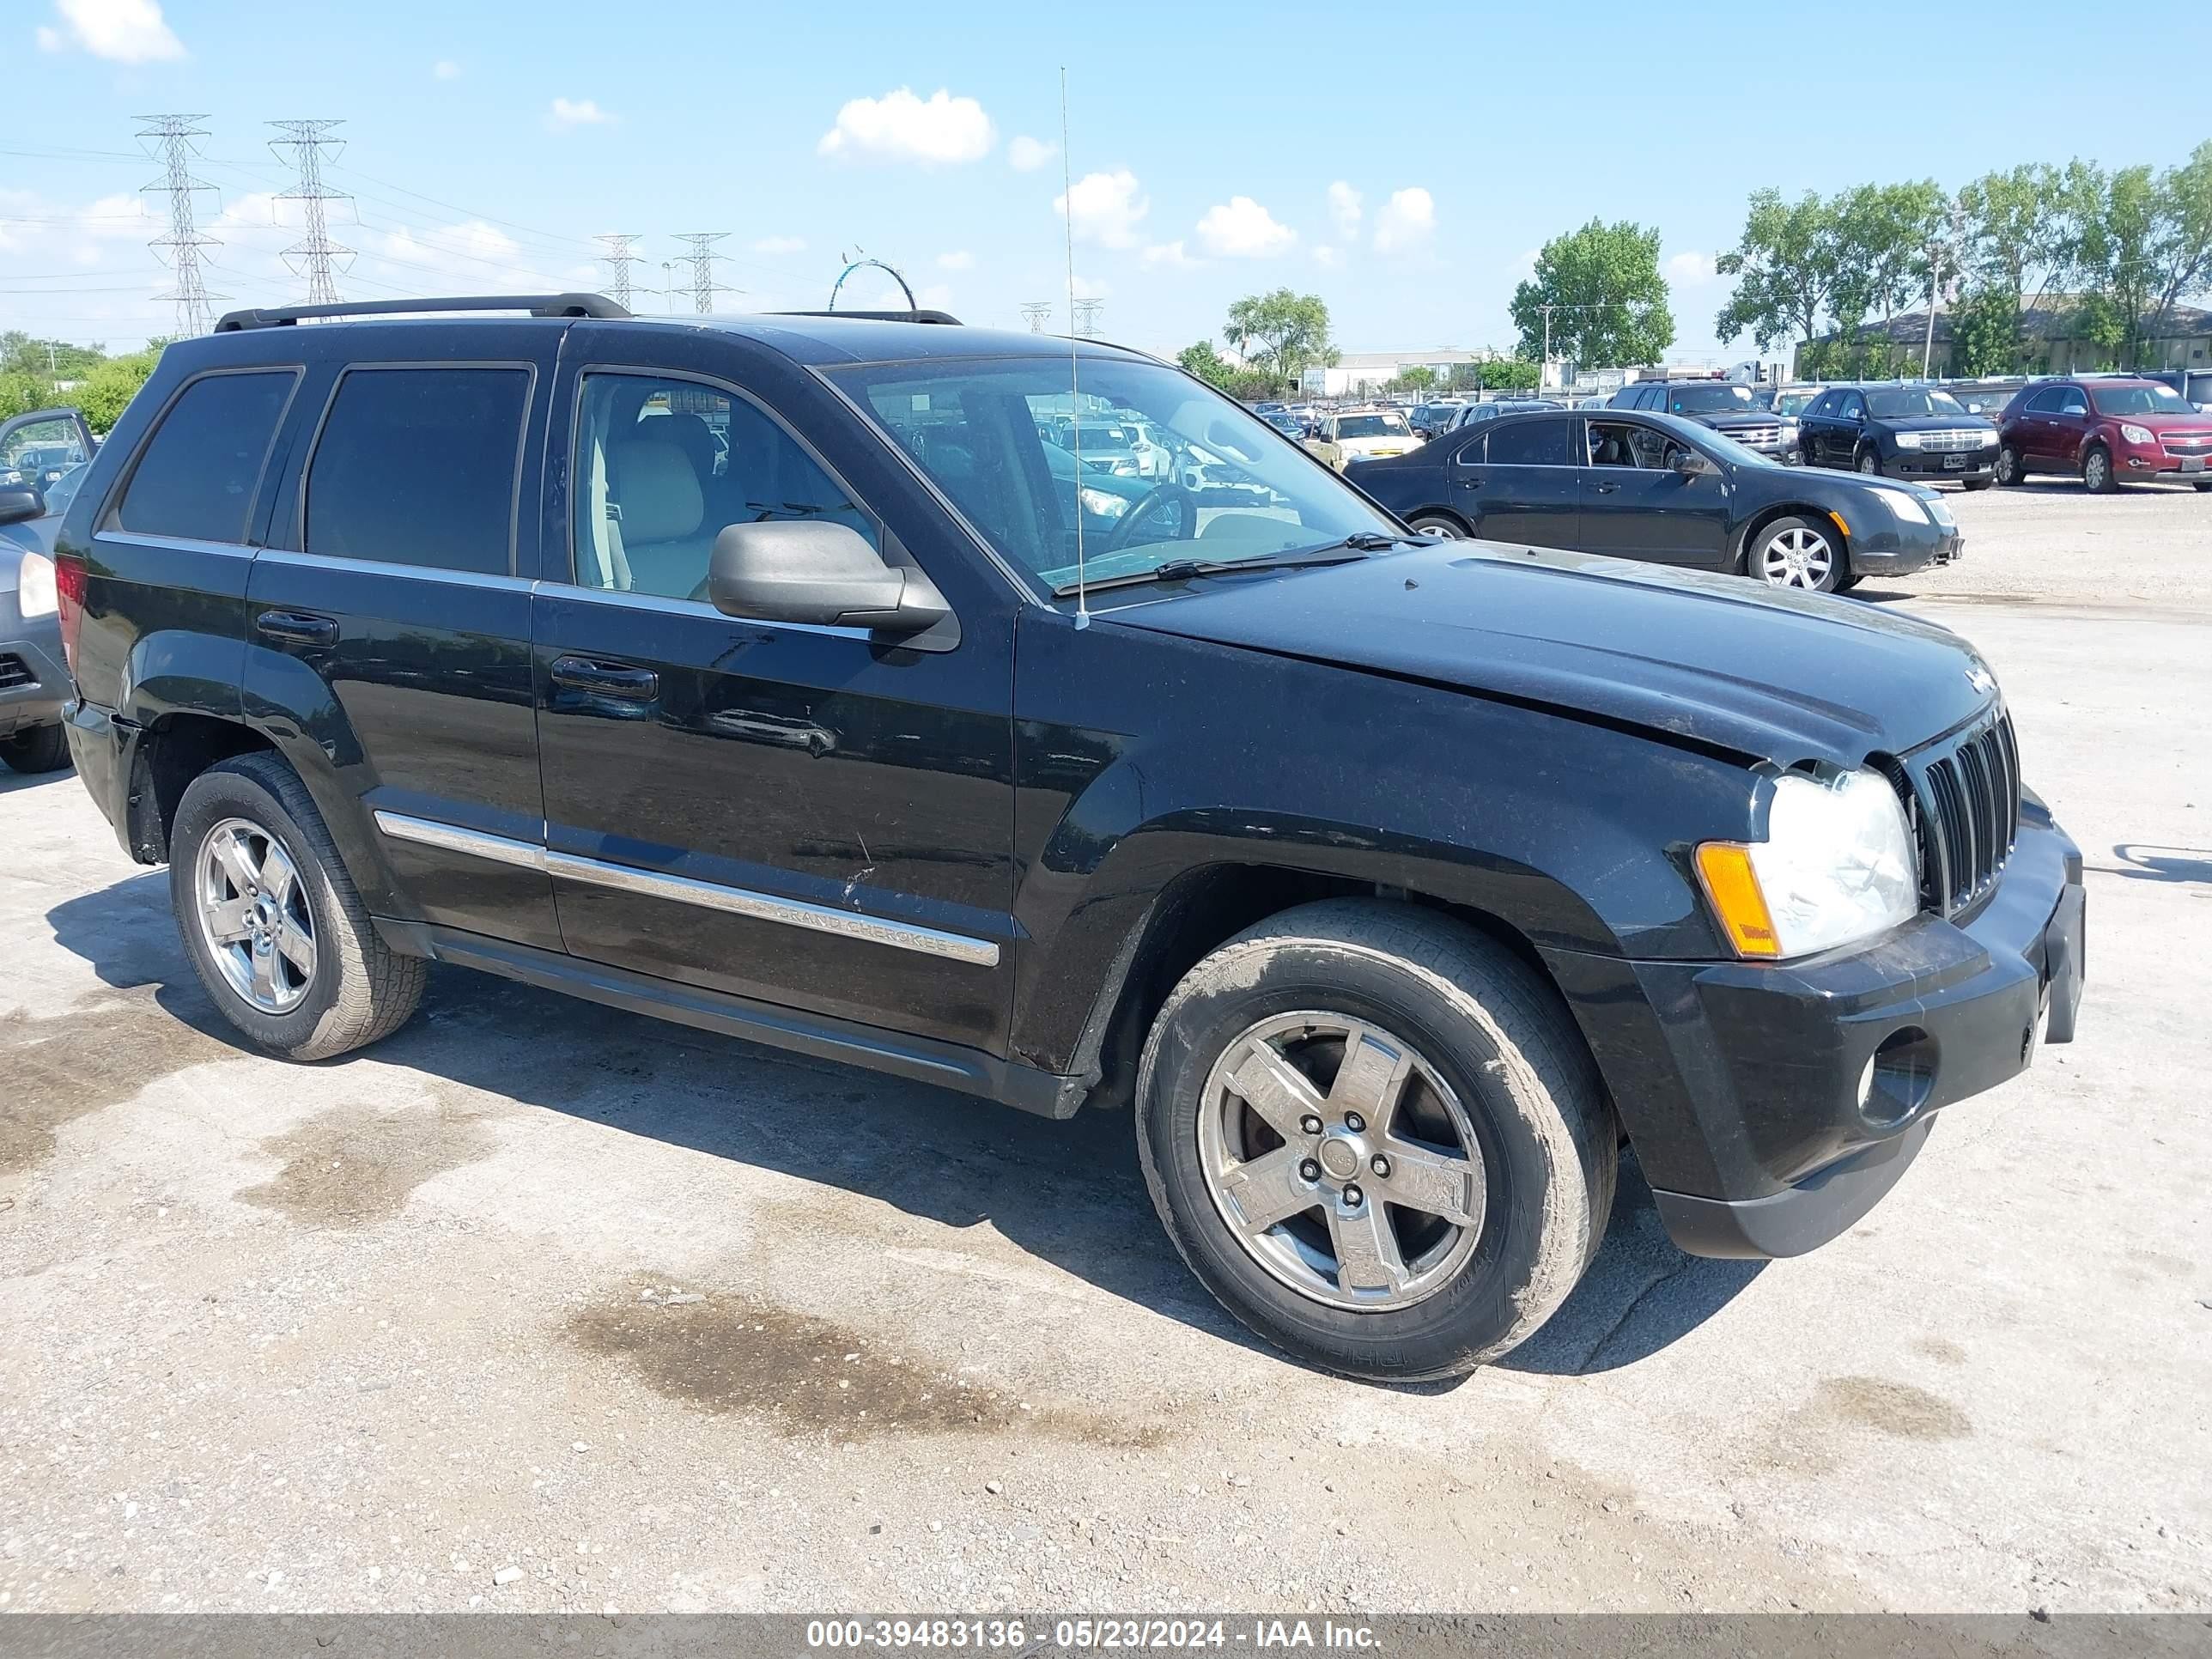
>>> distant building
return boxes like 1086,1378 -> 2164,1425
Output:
1796,300 -> 2212,379
1300,349 -> 1514,398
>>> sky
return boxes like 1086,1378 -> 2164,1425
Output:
6,0 -> 2209,363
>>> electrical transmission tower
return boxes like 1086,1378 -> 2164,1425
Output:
672,233 -> 732,314
137,113 -> 224,337
1072,297 -> 1104,337
1019,301 -> 1053,333
267,119 -> 353,307
594,234 -> 643,310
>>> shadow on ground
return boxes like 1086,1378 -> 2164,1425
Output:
44,868 -> 1755,1382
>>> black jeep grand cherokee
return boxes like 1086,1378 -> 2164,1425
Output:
49,295 -> 2087,1381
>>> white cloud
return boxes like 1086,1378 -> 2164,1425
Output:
1666,250 -> 1717,286
751,234 -> 806,256
919,283 -> 955,311
549,98 -> 614,129
935,249 -> 975,271
40,0 -> 183,63
1072,275 -> 1109,300
1327,181 -> 1362,240
1009,136 -> 1055,173
433,58 -> 461,80
375,220 -> 551,287
1372,187 -> 1435,255
1141,240 -> 1194,268
1311,245 -> 1343,269
1055,169 -> 1148,250
1195,197 -> 1294,259
817,88 -> 994,165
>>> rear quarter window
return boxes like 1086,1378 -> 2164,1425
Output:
113,370 -> 300,544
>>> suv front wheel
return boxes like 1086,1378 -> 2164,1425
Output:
1135,901 -> 1616,1380
170,753 -> 426,1061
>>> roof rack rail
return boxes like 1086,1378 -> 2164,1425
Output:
213,293 -> 629,332
769,308 -> 963,326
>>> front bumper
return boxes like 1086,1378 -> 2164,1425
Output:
1543,798 -> 2085,1259
0,590 -> 70,738
2117,442 -> 2210,480
1885,447 -> 1998,482
1842,514 -> 1962,577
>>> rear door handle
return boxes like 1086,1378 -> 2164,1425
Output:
255,609 -> 337,647
550,656 -> 659,702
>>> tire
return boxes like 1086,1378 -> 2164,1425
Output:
1745,513 -> 1844,592
1961,477 -> 1994,492
2196,481 -> 2212,493
1407,514 -> 1466,539
1856,447 -> 1882,477
1832,574 -> 1863,592
0,722 -> 71,774
1134,900 -> 1616,1380
2082,444 -> 2117,494
168,752 -> 425,1061
1995,444 -> 2023,486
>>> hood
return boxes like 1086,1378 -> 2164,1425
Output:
1335,434 -> 1419,455
1103,542 -> 1995,768
2100,410 -> 2212,434
1696,411 -> 1782,431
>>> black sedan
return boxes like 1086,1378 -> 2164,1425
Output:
1345,407 -> 1961,593
1797,385 -> 1999,487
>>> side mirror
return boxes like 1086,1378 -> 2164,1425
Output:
1674,448 -> 1716,478
0,483 -> 44,527
707,520 -> 949,635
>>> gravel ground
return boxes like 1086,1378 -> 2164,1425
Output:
2,485 -> 2207,1616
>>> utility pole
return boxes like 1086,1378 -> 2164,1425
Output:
672,233 -> 732,314
1072,296 -> 1103,337
137,113 -> 224,338
1922,198 -> 1969,379
660,261 -> 678,315
594,234 -> 643,310
1019,301 -> 1053,333
267,119 -> 353,307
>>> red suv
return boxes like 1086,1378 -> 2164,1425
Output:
1996,376 -> 2212,493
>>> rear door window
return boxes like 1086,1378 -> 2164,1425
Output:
114,371 -> 298,544
1485,416 -> 1573,466
303,367 -> 530,574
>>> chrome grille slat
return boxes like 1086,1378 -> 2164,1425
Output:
1889,710 -> 2021,917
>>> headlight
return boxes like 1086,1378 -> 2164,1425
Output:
1873,487 -> 1929,523
1893,431 -> 1924,449
1076,486 -> 1130,519
2119,422 -> 2154,445
1778,418 -> 1799,437
1698,769 -> 1919,959
16,550 -> 58,620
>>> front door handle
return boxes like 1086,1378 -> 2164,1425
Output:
550,656 -> 659,702
255,609 -> 337,647
1594,482 -> 1620,494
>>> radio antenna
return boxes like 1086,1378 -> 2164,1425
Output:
1060,67 -> 1089,629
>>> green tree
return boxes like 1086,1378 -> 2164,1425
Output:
1386,365 -> 1439,392
2148,140 -> 2212,339
1222,290 -> 1337,392
0,370 -> 52,422
1948,288 -> 2017,377
1510,219 -> 1673,368
1833,180 -> 1948,347
1956,163 -> 2079,370
0,332 -> 107,381
75,349 -> 163,432
1176,340 -> 1236,390
1715,190 -> 1844,355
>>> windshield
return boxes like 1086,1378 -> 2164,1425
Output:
1866,388 -> 1966,418
1335,414 -> 1410,439
2088,383 -> 2194,416
1662,384 -> 1756,415
831,356 -> 1398,593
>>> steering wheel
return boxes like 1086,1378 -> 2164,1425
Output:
1102,483 -> 1196,555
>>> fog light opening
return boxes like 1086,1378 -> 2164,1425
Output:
1859,1026 -> 1937,1129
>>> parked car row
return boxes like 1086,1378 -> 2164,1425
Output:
0,406 -> 95,775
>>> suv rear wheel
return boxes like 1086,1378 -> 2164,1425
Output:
170,753 -> 425,1060
1996,443 -> 2023,486
1407,514 -> 1465,539
1134,900 -> 1616,1379
0,723 -> 70,774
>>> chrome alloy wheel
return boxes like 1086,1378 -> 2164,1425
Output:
1196,1012 -> 1486,1311
1757,526 -> 1835,589
195,817 -> 317,1014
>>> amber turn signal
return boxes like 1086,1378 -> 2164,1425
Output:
1695,842 -> 1782,959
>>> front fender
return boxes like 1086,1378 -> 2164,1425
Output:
1007,612 -> 1758,1075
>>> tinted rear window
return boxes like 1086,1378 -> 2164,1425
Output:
1486,416 -> 1573,466
305,368 -> 529,574
115,371 -> 297,544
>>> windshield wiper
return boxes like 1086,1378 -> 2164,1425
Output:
1048,535 -> 1407,599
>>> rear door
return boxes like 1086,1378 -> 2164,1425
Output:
1450,414 -> 1579,546
528,331 -> 1018,1053
247,328 -> 562,951
1578,417 -> 1732,567
2045,383 -> 2092,466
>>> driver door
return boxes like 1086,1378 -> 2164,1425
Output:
530,348 -> 1018,1052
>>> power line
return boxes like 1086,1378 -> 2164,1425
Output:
594,234 -> 643,309
137,113 -> 225,337
1019,301 -> 1053,333
267,119 -> 354,307
672,232 -> 733,314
